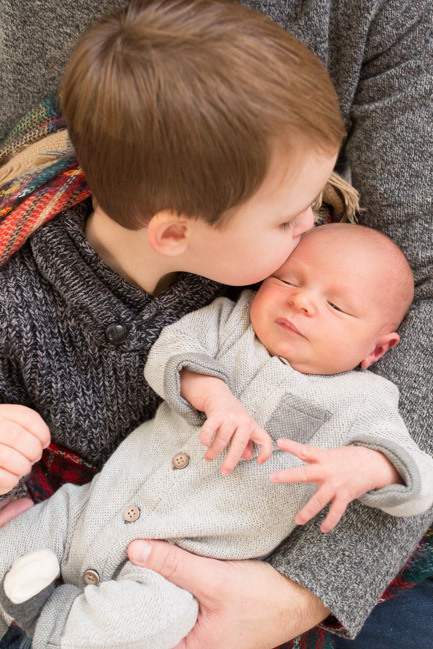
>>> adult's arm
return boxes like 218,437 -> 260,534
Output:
134,2 -> 433,642
268,0 -> 433,637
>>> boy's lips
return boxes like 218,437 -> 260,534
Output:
275,318 -> 304,337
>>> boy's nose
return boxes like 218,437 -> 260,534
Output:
293,206 -> 315,237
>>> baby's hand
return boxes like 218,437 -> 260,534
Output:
0,405 -> 50,495
200,389 -> 272,475
270,439 -> 402,532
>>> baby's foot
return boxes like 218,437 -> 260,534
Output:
4,549 -> 60,604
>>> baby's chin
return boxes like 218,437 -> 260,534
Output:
280,356 -> 348,376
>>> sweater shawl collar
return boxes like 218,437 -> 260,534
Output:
29,202 -> 226,352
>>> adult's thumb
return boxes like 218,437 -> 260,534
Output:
127,539 -> 220,600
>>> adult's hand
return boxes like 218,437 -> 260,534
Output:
0,497 -> 34,527
128,539 -> 329,649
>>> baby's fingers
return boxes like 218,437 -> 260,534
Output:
204,425 -> 234,462
220,430 -> 250,475
241,440 -> 253,461
199,418 -> 220,447
294,485 -> 333,527
277,438 -> 322,462
320,497 -> 349,533
254,430 -> 273,465
270,464 -> 324,485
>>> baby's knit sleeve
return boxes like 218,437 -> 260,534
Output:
344,378 -> 433,516
144,291 -> 254,421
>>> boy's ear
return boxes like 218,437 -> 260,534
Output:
360,332 -> 400,370
147,210 -> 192,256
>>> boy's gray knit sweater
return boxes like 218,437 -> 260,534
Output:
1,0 -> 432,639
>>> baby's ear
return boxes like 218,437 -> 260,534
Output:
147,210 -> 191,256
360,332 -> 400,369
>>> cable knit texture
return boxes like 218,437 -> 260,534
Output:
0,204 -> 227,467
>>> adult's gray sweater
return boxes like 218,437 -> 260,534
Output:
0,0 -> 432,639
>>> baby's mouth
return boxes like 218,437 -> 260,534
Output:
275,318 -> 305,337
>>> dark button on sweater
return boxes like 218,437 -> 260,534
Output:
105,323 -> 128,345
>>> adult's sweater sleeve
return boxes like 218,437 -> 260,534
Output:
268,3 -> 433,638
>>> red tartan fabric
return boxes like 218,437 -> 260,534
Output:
26,442 -> 98,505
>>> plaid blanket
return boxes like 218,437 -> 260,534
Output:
0,97 -> 90,265
1,99 -> 432,647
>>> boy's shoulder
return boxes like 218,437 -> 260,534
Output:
0,237 -> 38,303
0,208 -> 83,322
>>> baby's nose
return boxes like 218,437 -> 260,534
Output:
289,291 -> 314,314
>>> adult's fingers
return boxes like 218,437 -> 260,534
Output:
0,498 -> 34,528
0,446 -> 32,478
0,468 -> 20,495
0,423 -> 45,462
128,539 -> 225,602
0,405 -> 50,447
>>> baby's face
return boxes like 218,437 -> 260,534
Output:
250,228 -> 392,374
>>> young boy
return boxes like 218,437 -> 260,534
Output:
0,0 -> 345,645
0,223 -> 431,649
0,0 -> 342,500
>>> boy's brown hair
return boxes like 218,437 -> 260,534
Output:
61,0 -> 345,229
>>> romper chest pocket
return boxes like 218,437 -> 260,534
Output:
265,394 -> 331,445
